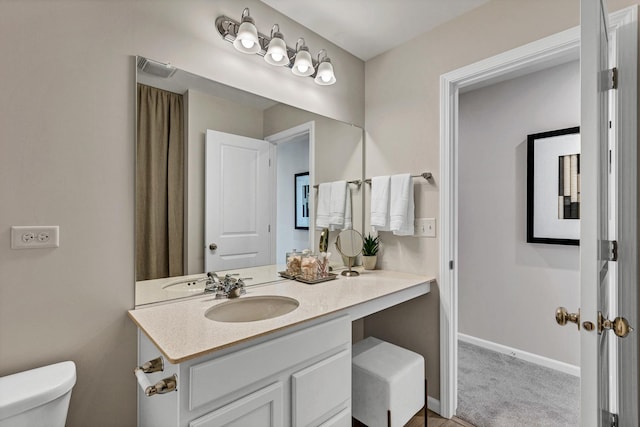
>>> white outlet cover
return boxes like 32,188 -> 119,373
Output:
11,226 -> 59,249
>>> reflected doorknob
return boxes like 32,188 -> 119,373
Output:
555,307 -> 580,330
598,312 -> 634,338
209,243 -> 218,251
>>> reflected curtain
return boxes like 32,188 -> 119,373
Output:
136,84 -> 184,280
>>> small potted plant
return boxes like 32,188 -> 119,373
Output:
362,233 -> 380,270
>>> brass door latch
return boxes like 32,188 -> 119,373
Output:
598,312 -> 633,338
555,307 -> 580,330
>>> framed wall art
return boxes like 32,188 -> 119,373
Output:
295,172 -> 310,230
526,126 -> 580,245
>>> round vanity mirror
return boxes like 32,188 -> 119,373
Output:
335,229 -> 363,277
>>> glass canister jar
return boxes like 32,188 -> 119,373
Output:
300,254 -> 319,281
286,250 -> 303,276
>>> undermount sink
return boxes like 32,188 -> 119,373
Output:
205,296 -> 299,323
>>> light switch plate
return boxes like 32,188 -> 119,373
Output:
11,226 -> 60,249
415,218 -> 436,237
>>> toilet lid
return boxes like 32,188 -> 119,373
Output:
0,361 -> 76,421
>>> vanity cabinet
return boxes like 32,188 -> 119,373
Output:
137,315 -> 351,427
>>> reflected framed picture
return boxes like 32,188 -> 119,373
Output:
295,172 -> 310,230
527,126 -> 580,245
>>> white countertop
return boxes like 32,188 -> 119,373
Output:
128,269 -> 433,363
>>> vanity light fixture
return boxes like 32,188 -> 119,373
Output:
314,50 -> 336,85
233,8 -> 261,54
291,38 -> 314,77
264,25 -> 290,66
215,8 -> 336,85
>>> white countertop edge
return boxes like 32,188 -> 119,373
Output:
129,271 -> 434,364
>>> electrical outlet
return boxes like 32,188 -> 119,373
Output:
415,218 -> 436,237
11,226 -> 59,249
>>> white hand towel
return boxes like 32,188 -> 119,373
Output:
390,173 -> 415,236
329,180 -> 347,227
370,175 -> 390,231
343,186 -> 352,230
315,182 -> 332,230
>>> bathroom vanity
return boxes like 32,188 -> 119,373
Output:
129,269 -> 432,427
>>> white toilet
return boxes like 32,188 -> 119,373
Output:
0,361 -> 76,427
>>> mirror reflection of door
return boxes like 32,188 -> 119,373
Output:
204,130 -> 271,272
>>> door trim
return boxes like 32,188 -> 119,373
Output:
438,6 -> 637,419
265,121 -> 316,262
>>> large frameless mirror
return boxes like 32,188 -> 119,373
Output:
135,57 -> 364,306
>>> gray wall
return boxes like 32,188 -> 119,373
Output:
458,61 -> 580,366
0,2 -> 363,426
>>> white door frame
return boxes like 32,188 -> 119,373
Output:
265,121 -> 316,263
439,7 -> 637,419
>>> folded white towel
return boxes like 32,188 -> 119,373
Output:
370,175 -> 391,231
315,182 -> 332,230
343,186 -> 352,230
390,174 -> 414,236
329,181 -> 347,227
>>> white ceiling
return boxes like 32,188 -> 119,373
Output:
260,0 -> 491,61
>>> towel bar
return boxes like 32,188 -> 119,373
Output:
364,172 -> 432,185
313,179 -> 361,189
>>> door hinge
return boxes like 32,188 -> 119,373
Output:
607,67 -> 618,90
600,240 -> 618,262
602,410 -> 618,427
449,260 -> 454,270
269,158 -> 271,167
268,224 -> 271,232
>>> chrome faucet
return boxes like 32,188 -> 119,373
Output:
204,272 -> 250,299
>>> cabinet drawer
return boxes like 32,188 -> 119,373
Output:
190,315 -> 350,410
319,408 -> 351,427
189,382 -> 283,427
292,348 -> 351,427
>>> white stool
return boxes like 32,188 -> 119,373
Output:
352,337 -> 426,427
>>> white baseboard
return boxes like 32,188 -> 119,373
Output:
427,396 -> 441,414
458,333 -> 580,377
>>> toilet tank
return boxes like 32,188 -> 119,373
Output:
0,361 -> 76,427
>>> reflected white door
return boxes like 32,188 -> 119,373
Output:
204,130 -> 271,272
580,1 -> 637,426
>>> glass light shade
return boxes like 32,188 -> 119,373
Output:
314,60 -> 336,85
233,21 -> 260,54
264,36 -> 289,66
292,48 -> 314,76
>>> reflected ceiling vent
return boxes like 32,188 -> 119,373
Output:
137,57 -> 177,78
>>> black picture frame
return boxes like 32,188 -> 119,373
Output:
527,126 -> 580,246
295,172 -> 310,230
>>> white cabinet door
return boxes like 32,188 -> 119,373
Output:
189,382 -> 283,427
319,408 -> 351,427
291,349 -> 351,427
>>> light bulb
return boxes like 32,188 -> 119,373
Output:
297,64 -> 309,73
321,74 -> 331,83
241,39 -> 254,49
270,52 -> 283,62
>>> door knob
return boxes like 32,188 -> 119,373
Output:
555,307 -> 580,330
209,243 -> 218,251
598,312 -> 633,338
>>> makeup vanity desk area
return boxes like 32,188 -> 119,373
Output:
128,269 -> 433,427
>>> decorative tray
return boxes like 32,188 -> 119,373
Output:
278,271 -> 297,279
293,273 -> 338,285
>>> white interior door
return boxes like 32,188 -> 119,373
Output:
580,1 -> 637,426
205,130 -> 271,272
